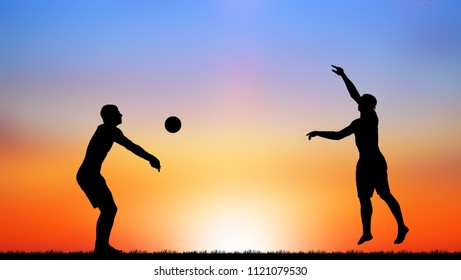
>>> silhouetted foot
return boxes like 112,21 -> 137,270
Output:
94,245 -> 123,256
357,234 -> 373,245
394,226 -> 409,244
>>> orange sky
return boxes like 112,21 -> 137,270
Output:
1,113 -> 460,253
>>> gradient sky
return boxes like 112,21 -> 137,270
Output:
1,0 -> 461,253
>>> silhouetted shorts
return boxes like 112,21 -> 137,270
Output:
356,157 -> 391,199
76,168 -> 114,209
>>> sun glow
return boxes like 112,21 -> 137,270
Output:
187,183 -> 291,252
201,208 -> 273,252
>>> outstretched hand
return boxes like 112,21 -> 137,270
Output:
331,65 -> 345,76
150,156 -> 161,172
306,131 -> 318,140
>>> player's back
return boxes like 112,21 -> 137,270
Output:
353,110 -> 381,159
80,124 -> 118,171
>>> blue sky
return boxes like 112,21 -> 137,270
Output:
1,0 -> 460,150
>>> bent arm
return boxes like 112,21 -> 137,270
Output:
332,65 -> 361,104
307,125 -> 354,141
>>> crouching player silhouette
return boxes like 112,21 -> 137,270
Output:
77,104 -> 161,255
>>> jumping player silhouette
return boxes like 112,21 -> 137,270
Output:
307,66 -> 409,245
77,104 -> 161,255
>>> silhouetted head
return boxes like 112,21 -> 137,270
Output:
100,104 -> 122,126
359,94 -> 377,112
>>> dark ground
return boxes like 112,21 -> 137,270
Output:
1,250 -> 460,260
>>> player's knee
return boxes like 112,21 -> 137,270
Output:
378,192 -> 392,201
100,203 -> 117,217
358,196 -> 371,204
109,204 -> 118,216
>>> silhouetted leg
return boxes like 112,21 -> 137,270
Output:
94,198 -> 120,254
379,192 -> 408,244
358,197 -> 373,245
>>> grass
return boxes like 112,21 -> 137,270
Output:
1,250 -> 460,260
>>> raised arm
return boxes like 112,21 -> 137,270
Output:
307,123 -> 354,141
331,65 -> 361,104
